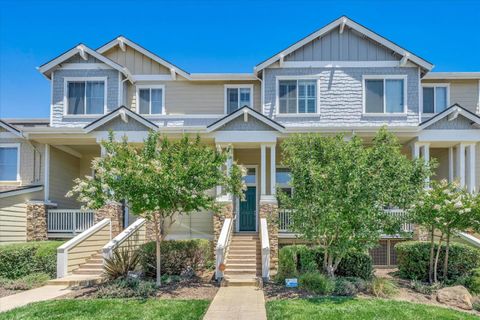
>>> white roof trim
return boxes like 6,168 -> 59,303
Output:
38,44 -> 134,81
255,16 -> 433,72
0,186 -> 43,199
206,107 -> 285,133
97,36 -> 191,80
84,107 -> 158,133
419,104 -> 480,130
0,120 -> 23,137
189,73 -> 257,81
423,72 -> 480,80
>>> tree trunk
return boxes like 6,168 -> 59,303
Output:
443,230 -> 451,281
433,233 -> 444,283
428,226 -> 435,284
156,237 -> 161,287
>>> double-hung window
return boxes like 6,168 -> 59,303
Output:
278,79 -> 317,114
0,144 -> 19,181
137,86 -> 164,115
364,76 -> 406,114
422,85 -> 449,114
66,78 -> 106,115
225,85 -> 252,114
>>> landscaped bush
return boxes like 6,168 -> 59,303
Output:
298,272 -> 334,295
139,239 -> 213,277
396,241 -> 480,283
465,267 -> 480,294
0,241 -> 63,279
334,278 -> 358,296
92,279 -> 157,299
0,273 -> 50,290
370,277 -> 398,298
276,245 -> 373,282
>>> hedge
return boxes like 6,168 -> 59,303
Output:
139,239 -> 213,277
0,241 -> 63,279
277,245 -> 373,281
395,241 -> 480,282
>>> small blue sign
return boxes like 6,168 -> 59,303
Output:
285,278 -> 298,288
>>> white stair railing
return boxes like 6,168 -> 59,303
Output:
47,209 -> 95,235
458,232 -> 480,248
102,218 -> 147,261
56,218 -> 111,278
215,218 -> 233,280
260,218 -> 270,281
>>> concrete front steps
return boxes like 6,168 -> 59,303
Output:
223,233 -> 261,286
72,252 -> 104,276
47,251 -> 105,287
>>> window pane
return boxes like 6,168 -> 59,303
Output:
151,89 -> 163,114
244,168 -> 256,184
385,79 -> 404,113
423,87 -> 434,113
298,80 -> 316,113
365,80 -> 384,113
239,88 -> 251,108
0,147 -> 17,181
227,88 -> 239,113
276,168 -> 291,185
139,89 -> 150,114
67,82 -> 85,114
436,87 -> 447,112
86,81 -> 104,114
279,80 -> 297,114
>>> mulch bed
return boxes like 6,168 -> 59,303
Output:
0,287 -> 21,298
263,282 -> 316,301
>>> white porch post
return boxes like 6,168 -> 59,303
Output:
412,142 -> 430,186
216,144 -> 233,200
44,144 -> 50,202
261,144 -> 267,196
456,143 -> 466,187
466,144 -> 476,193
448,147 -> 454,182
270,144 -> 276,195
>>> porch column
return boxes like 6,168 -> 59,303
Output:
448,147 -> 454,182
215,144 -> 233,200
270,144 -> 276,195
412,142 -> 430,185
466,144 -> 476,192
456,143 -> 466,187
261,144 -> 267,196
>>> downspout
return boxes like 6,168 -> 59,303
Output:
254,70 -> 264,114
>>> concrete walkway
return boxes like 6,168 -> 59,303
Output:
203,286 -> 267,320
0,285 -> 72,313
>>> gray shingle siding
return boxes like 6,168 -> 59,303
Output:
425,115 -> 475,130
51,69 -> 120,127
263,67 -> 420,127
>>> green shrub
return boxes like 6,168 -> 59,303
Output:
465,268 -> 480,294
104,247 -> 141,280
139,239 -> 213,277
93,279 -> 157,299
473,300 -> 480,312
0,241 -> 63,279
299,272 -> 334,295
410,280 -> 442,295
0,273 -> 50,290
370,277 -> 398,298
276,246 -> 300,282
342,276 -> 368,292
396,241 -> 480,282
334,278 -> 358,296
336,252 -> 374,280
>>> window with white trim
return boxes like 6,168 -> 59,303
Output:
276,167 -> 292,202
278,80 -> 317,114
137,86 -> 164,115
0,144 -> 19,181
364,77 -> 406,114
422,85 -> 448,114
225,86 -> 252,113
67,80 -> 105,115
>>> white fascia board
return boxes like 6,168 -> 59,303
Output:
255,16 -> 433,72
211,131 -> 280,144
206,108 -> 285,133
0,121 -> 23,137
419,106 -> 480,130
0,186 -> 44,199
84,108 -> 158,133
189,73 -> 257,81
97,37 -> 191,80
423,72 -> 480,80
417,130 -> 480,142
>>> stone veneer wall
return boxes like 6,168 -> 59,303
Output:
412,224 -> 429,241
213,202 -> 234,248
259,201 -> 279,273
26,201 -> 57,241
95,202 -> 124,237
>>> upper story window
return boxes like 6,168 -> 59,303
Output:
225,85 -> 253,114
65,78 -> 106,115
0,144 -> 19,181
363,76 -> 406,114
423,84 -> 449,114
136,85 -> 165,115
278,79 -> 317,114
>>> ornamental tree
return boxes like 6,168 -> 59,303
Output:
68,131 -> 244,286
410,180 -> 480,283
278,128 -> 432,277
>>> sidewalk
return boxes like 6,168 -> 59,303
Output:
0,285 -> 72,313
203,286 -> 267,320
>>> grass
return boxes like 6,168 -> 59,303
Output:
266,297 -> 478,320
0,299 -> 210,320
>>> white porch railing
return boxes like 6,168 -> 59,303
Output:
47,209 -> 95,235
215,218 -> 233,280
102,218 -> 147,261
279,208 -> 414,233
260,218 -> 270,281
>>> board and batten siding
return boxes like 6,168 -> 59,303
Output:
103,46 -> 171,75
0,191 -> 43,244
49,147 -> 81,208
422,79 -> 480,114
125,80 -> 261,115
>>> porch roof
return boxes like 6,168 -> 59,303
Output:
419,103 -> 480,130
83,106 -> 159,133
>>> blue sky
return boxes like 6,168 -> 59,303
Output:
1,0 -> 479,119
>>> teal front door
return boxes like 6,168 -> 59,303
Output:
239,186 -> 256,231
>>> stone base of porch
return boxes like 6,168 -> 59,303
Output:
259,198 -> 279,273
95,202 -> 123,237
26,201 -> 57,241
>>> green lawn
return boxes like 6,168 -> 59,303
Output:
0,299 -> 210,320
266,297 -> 477,320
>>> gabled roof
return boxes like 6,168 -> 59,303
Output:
0,120 -> 23,137
38,44 -> 134,81
419,103 -> 480,130
207,106 -> 285,133
255,15 -> 434,73
96,36 -> 191,80
84,106 -> 158,133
